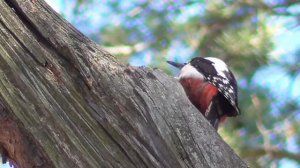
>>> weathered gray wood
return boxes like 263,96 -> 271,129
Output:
0,0 -> 247,167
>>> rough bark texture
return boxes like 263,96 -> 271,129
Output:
0,0 -> 247,167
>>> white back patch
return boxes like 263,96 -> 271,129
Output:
179,63 -> 204,79
205,57 -> 229,78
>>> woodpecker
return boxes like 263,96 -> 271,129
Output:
167,57 -> 240,129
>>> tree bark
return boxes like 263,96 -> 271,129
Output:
0,0 -> 247,167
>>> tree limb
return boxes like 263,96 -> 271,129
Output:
0,0 -> 247,167
240,147 -> 300,164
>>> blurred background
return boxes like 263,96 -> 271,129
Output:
3,0 -> 300,168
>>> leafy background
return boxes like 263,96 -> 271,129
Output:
3,0 -> 300,168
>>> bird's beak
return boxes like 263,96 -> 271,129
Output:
167,61 -> 185,69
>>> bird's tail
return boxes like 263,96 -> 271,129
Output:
1,146 -> 18,168
205,96 -> 226,130
1,146 -> 8,164
205,103 -> 220,130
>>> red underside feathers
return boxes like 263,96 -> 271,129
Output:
179,78 -> 218,114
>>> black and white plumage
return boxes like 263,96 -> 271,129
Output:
167,57 -> 240,129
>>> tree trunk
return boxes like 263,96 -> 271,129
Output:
0,0 -> 247,167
